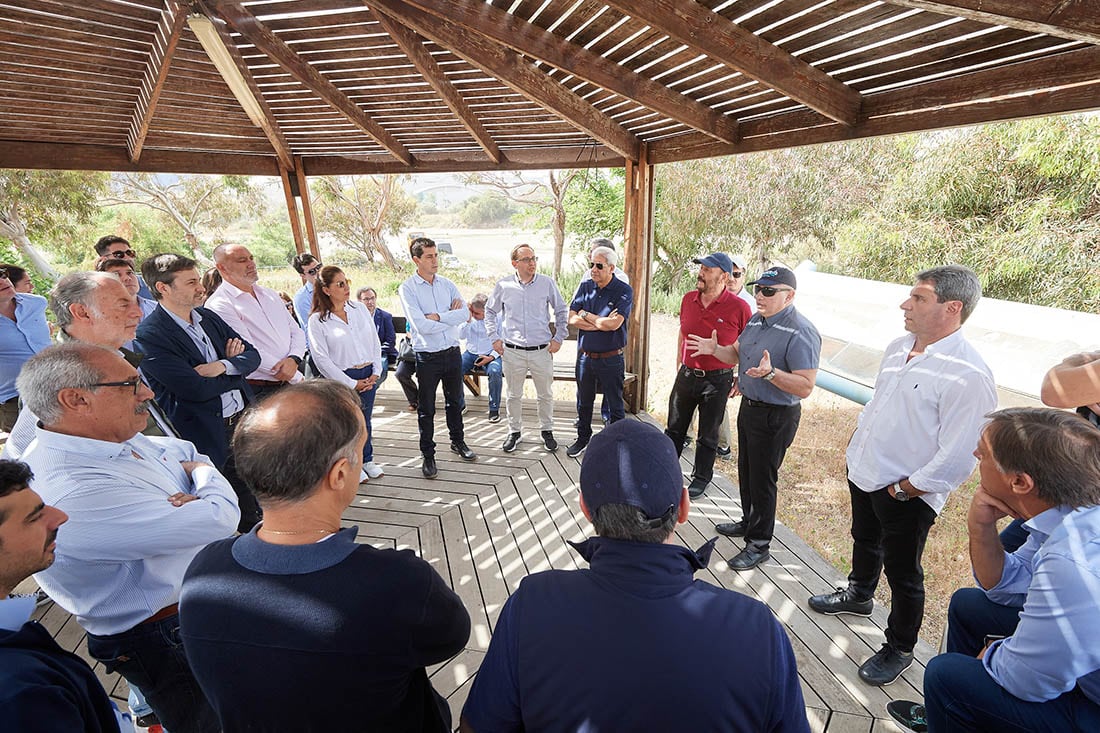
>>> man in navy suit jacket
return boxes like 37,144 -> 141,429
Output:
137,253 -> 262,531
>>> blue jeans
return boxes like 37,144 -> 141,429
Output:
461,351 -> 502,411
87,614 -> 219,733
343,365 -> 377,462
576,353 -> 625,440
376,355 -> 390,388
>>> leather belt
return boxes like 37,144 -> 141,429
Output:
581,349 -> 623,359
224,411 -> 244,429
140,603 -> 179,626
245,379 -> 283,387
743,397 -> 795,409
681,365 -> 735,378
505,342 -> 548,351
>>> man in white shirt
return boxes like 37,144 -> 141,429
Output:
16,342 -> 239,733
459,293 -> 503,422
808,264 -> 997,687
205,243 -> 305,401
715,254 -> 755,457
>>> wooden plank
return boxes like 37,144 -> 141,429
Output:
826,711 -> 875,733
882,0 -> 1100,45
293,156 -> 320,257
129,0 -> 187,162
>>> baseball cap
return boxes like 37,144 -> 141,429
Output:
748,266 -> 797,289
730,254 -> 747,270
692,252 -> 733,274
580,420 -> 683,521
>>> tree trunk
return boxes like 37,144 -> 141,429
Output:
0,213 -> 60,280
185,232 -> 213,267
551,206 -> 566,278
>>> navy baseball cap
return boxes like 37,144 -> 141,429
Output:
748,266 -> 797,289
692,252 -> 734,274
580,420 -> 684,521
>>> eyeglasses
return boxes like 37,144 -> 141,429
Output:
90,377 -> 142,394
305,264 -> 322,276
730,271 -> 744,278
588,262 -> 607,270
515,256 -> 538,264
755,285 -> 793,297
109,249 -> 137,259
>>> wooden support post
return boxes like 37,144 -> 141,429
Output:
279,165 -> 305,254
622,143 -> 655,414
294,156 -> 320,259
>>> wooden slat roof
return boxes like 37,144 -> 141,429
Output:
2,0 -> 1098,175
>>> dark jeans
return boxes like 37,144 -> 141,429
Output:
736,400 -> 801,551
1000,517 -> 1029,552
344,365 -> 377,463
846,479 -> 937,652
576,353 -> 625,440
415,347 -> 465,457
666,367 -> 735,483
395,359 -> 419,406
87,614 -> 219,733
924,588 -> 1100,732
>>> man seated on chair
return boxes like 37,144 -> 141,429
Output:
460,419 -> 809,733
458,293 -> 502,423
180,380 -> 471,732
888,408 -> 1100,733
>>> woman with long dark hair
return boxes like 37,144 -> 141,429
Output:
308,266 -> 384,481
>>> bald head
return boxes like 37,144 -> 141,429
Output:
213,243 -> 258,291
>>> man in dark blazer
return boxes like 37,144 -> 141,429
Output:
137,253 -> 262,531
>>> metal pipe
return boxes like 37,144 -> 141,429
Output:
815,368 -> 874,406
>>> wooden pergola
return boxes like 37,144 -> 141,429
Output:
3,0 -> 1099,411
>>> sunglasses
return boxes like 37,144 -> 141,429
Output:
109,249 -> 137,259
755,285 -> 793,297
730,271 -> 744,278
90,377 -> 142,394
588,262 -> 607,270
306,264 -> 322,276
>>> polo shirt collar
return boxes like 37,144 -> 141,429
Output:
759,302 -> 798,326
568,536 -> 717,596
232,525 -> 360,575
688,288 -> 734,309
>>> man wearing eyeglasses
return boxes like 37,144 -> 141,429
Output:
0,265 -> 51,433
687,266 -> 820,572
291,253 -> 322,328
485,244 -> 569,453
16,342 -> 239,733
93,235 -> 154,300
714,254 -> 756,459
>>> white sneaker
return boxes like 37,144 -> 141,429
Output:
359,468 -> 369,483
364,462 -> 384,479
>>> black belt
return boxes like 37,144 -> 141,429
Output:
224,411 -> 244,429
743,397 -> 796,409
505,342 -> 548,351
581,349 -> 623,359
418,346 -> 459,356
681,365 -> 734,378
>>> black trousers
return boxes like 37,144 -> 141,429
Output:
665,367 -> 735,483
736,400 -> 801,551
415,347 -> 465,457
846,478 -> 937,653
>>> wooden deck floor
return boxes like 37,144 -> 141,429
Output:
34,388 -> 935,731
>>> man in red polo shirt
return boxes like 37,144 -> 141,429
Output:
665,253 -> 752,498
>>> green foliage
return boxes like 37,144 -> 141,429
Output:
459,192 -> 519,228
93,205 -> 191,265
0,242 -> 52,294
563,168 -> 625,245
246,215 -> 298,267
311,175 -> 417,267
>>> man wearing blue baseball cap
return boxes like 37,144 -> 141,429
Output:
665,252 -> 753,499
460,419 -> 810,732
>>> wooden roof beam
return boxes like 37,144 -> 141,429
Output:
371,11 -> 503,164
368,0 -> 640,161
883,1 -> 1100,46
396,0 -> 739,145
206,0 -> 413,166
128,0 -> 187,162
601,0 -> 862,127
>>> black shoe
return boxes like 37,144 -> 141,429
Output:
488,410 -> 500,423
808,587 -> 874,617
715,520 -> 745,537
502,432 -> 521,452
135,712 -> 162,727
684,435 -> 693,446
859,644 -> 914,686
687,476 -> 708,498
541,431 -> 558,452
716,445 -> 732,457
566,438 -> 588,457
450,442 -> 477,461
886,700 -> 928,732
422,455 -> 438,479
728,546 -> 770,571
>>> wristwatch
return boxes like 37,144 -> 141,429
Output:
892,482 -> 910,502
763,368 -> 777,382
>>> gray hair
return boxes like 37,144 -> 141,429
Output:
591,503 -> 676,544
232,381 -> 364,506
15,343 -> 112,425
589,237 -> 615,251
49,272 -> 120,329
469,293 -> 489,309
590,246 -> 618,267
915,264 -> 981,324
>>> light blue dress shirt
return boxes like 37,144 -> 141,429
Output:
22,428 -> 240,635
484,273 -> 568,347
294,282 -> 313,347
398,273 -> 467,353
459,317 -> 494,356
982,503 -> 1100,704
163,306 -> 244,417
1,293 -> 52,402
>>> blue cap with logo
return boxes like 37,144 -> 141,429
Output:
748,266 -> 797,289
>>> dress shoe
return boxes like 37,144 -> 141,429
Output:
502,432 -> 521,452
858,644 -> 914,686
687,476 -> 708,498
728,546 -> 770,571
488,410 -> 500,423
886,700 -> 928,732
450,442 -> 477,461
808,586 -> 873,617
715,520 -> 745,537
422,455 -> 438,479
565,438 -> 588,457
541,431 -> 558,451
407,403 -> 418,412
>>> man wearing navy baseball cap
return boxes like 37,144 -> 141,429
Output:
460,420 -> 810,733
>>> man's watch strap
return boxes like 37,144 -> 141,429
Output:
892,482 -> 910,501
289,355 -> 303,366
763,368 -> 777,382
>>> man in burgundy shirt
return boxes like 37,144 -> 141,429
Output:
665,253 -> 752,499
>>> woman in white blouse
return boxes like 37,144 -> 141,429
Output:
308,266 -> 385,480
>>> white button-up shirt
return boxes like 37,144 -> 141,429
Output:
205,281 -> 305,383
307,302 -> 382,389
846,329 -> 997,514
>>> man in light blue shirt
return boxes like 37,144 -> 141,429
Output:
888,408 -> 1100,732
398,237 -> 476,478
0,266 -> 51,432
459,293 -> 503,422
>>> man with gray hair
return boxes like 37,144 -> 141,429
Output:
808,264 -> 996,687
180,380 -> 471,731
458,292 -> 503,422
17,342 -> 239,733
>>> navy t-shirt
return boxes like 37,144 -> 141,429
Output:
570,277 -> 634,353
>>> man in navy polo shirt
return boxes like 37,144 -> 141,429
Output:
688,266 -> 821,571
460,420 -> 810,733
565,245 -> 633,456
665,252 -> 752,499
